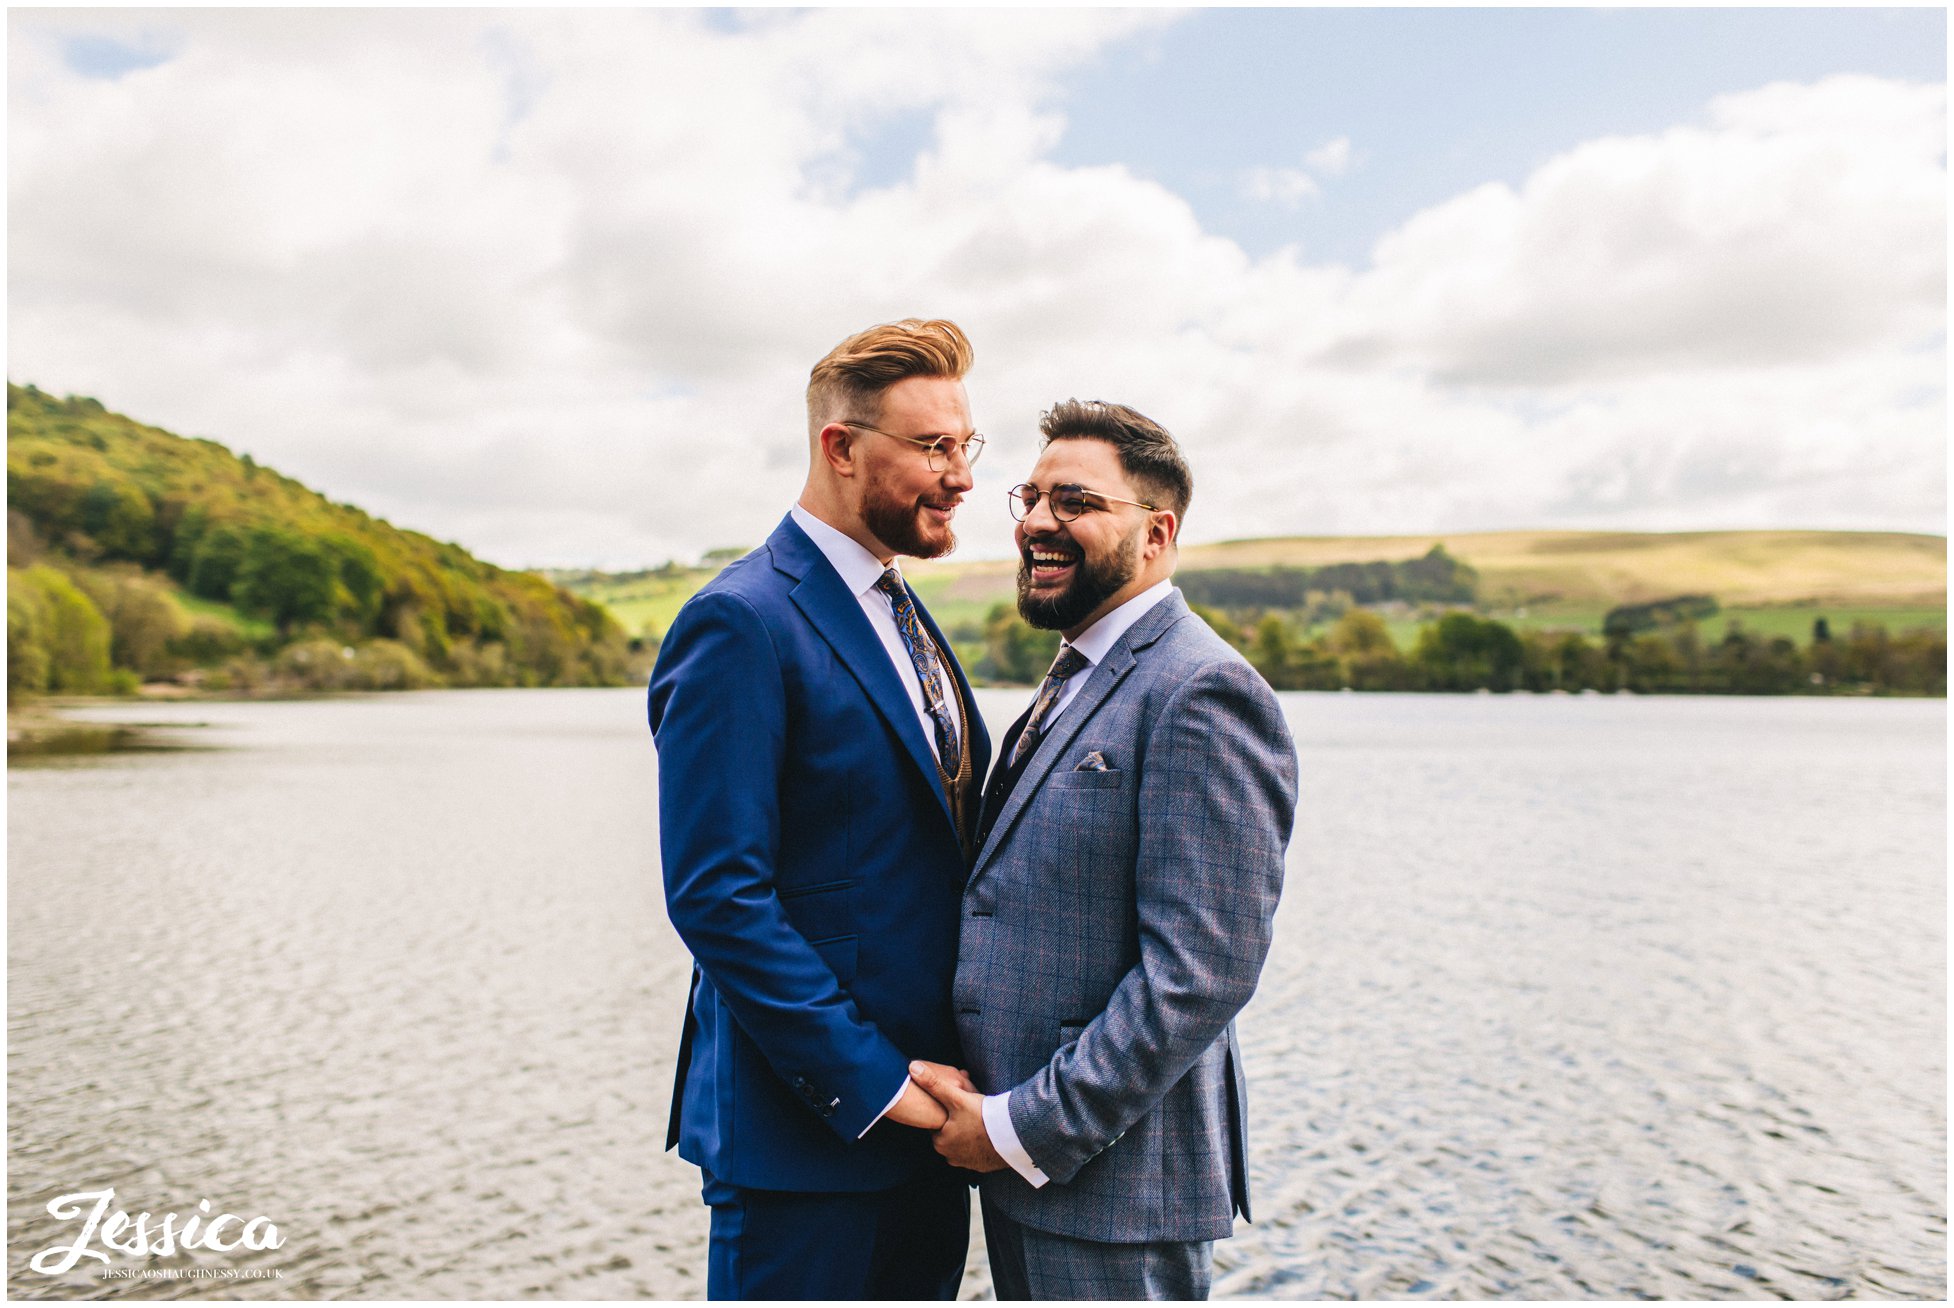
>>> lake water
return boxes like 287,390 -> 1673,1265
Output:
8,689 -> 1944,1299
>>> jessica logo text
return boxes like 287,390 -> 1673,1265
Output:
29,1188 -> 284,1275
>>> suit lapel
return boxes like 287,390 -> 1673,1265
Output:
982,703 -> 1036,817
771,516 -> 957,830
969,592 -> 1191,883
968,644 -> 1133,882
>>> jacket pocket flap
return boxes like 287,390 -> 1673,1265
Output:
1048,768 -> 1124,790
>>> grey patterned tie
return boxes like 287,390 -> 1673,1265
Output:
874,568 -> 960,766
1009,645 -> 1090,767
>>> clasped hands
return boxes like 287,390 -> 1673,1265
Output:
882,1059 -> 1007,1172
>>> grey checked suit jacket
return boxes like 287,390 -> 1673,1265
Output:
954,590 -> 1298,1244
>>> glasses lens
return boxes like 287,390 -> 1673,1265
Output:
1008,485 -> 1035,520
1052,487 -> 1089,520
926,436 -> 983,471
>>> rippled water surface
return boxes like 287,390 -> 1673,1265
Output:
9,689 -> 1944,1299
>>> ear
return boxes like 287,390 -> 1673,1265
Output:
815,422 -> 860,478
1144,507 -> 1179,559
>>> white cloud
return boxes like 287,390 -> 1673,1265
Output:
1242,135 -> 1353,209
1242,164 -> 1321,208
1304,135 -> 1353,176
1324,76 -> 1945,386
8,14 -> 1944,572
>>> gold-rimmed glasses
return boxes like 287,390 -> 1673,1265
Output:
838,421 -> 986,472
1007,482 -> 1156,522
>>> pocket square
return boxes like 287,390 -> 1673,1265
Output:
1074,750 -> 1113,771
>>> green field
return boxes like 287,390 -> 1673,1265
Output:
1688,605 -> 1943,643
904,571 -> 1017,635
1297,602 -> 1946,655
554,567 -> 721,641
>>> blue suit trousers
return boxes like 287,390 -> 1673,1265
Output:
702,1167 -> 969,1300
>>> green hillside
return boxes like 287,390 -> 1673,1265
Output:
8,384 -> 638,699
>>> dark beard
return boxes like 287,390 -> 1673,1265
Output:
863,486 -> 956,560
1016,528 -> 1140,631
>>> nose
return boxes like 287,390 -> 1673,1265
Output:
939,447 -> 975,493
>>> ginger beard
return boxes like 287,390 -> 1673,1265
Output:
861,461 -> 960,560
1016,518 -> 1143,632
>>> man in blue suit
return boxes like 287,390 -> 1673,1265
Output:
648,319 -> 993,1299
911,401 -> 1298,1299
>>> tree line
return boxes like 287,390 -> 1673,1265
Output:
7,384 -> 637,701
1175,544 -> 1478,611
962,602 -> 1943,696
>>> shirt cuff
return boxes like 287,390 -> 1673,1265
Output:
859,1076 -> 913,1140
983,1092 -> 1050,1188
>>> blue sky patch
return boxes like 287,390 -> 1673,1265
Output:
844,107 -> 937,195
1052,8 -> 1946,267
61,33 -> 176,81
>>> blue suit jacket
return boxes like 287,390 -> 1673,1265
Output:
648,513 -> 991,1193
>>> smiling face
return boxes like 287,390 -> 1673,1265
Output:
1015,438 -> 1170,638
854,375 -> 975,560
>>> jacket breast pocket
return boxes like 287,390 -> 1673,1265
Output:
1047,769 -> 1124,791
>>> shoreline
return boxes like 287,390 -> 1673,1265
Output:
10,680 -> 1942,762
7,702 -> 166,759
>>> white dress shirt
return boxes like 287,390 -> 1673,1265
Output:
788,504 -> 966,1135
789,504 -> 962,764
982,577 -> 1177,1186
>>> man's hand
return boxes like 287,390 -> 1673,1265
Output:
908,1060 -> 1007,1173
883,1076 -> 950,1130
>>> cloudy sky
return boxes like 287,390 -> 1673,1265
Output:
9,7 -> 1946,569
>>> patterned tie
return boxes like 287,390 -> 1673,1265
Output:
1008,645 -> 1091,767
874,568 -> 961,766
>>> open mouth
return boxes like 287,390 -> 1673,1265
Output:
921,499 -> 960,522
1023,540 -> 1080,587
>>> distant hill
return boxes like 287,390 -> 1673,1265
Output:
901,528 -> 1945,607
8,384 -> 636,697
1186,529 -> 1944,607
567,527 -> 1945,646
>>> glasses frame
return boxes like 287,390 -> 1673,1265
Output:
1008,482 -> 1157,523
837,420 -> 986,472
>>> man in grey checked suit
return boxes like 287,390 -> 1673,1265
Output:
909,400 -> 1299,1300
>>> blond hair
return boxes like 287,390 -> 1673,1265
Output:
806,318 -> 973,437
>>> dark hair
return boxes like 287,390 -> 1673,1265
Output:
806,319 -> 973,437
1038,399 -> 1192,523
